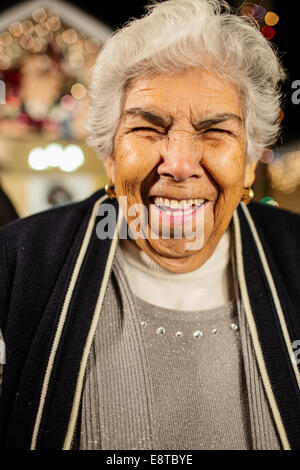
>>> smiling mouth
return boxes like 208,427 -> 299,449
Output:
151,196 -> 207,212
148,196 -> 208,225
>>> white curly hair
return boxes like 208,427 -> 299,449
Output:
86,0 -> 286,162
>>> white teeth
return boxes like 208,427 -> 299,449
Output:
153,197 -> 205,208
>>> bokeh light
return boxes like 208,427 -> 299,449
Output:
9,22 -> 23,37
32,8 -> 47,23
252,5 -> 266,20
61,94 -> 77,111
71,83 -> 87,100
45,143 -> 64,168
240,5 -> 254,17
260,150 -> 274,164
46,16 -> 61,32
28,144 -> 85,172
28,147 -> 48,171
261,25 -> 276,40
265,12 -> 279,26
0,32 -> 12,46
59,145 -> 85,172
268,151 -> 300,194
62,28 -> 77,45
85,38 -> 100,54
278,109 -> 284,123
260,196 -> 279,207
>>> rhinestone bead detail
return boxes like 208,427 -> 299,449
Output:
175,331 -> 183,337
156,326 -> 166,336
230,323 -> 239,331
193,330 -> 203,339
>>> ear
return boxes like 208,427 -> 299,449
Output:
102,155 -> 116,184
244,159 -> 258,187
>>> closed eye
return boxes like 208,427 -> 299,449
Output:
203,128 -> 234,136
131,127 -> 162,134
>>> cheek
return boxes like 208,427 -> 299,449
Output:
115,137 -> 160,185
203,143 -> 245,190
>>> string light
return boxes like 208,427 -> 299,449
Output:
62,28 -> 77,45
265,11 -> 279,27
44,143 -> 64,167
71,83 -> 86,100
31,37 -> 44,53
252,5 -> 266,20
22,20 -> 34,34
69,52 -> 84,68
28,147 -> 48,171
59,145 -> 85,172
268,151 -> 300,194
240,5 -> 254,17
261,25 -> 276,40
32,8 -> 47,23
85,38 -> 100,54
0,6 -> 103,138
55,34 -> 66,48
46,16 -> 61,32
260,196 -> 279,207
61,94 -> 77,111
0,32 -> 12,46
28,144 -> 85,172
278,109 -> 284,123
260,150 -> 274,164
239,4 -> 279,43
34,24 -> 49,37
9,22 -> 23,37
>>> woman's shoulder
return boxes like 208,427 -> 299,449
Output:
246,201 -> 300,241
0,188 -> 106,246
0,188 -> 109,280
248,200 -> 300,222
244,201 -> 299,291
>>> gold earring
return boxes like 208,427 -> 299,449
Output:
105,180 -> 116,199
241,186 -> 254,205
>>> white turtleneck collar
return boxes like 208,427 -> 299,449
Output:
119,229 -> 234,311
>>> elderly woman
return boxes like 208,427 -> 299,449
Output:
1,0 -> 300,451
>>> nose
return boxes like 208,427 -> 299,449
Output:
157,132 -> 203,182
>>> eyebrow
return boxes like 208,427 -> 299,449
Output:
192,113 -> 243,131
122,107 -> 173,129
122,107 -> 242,131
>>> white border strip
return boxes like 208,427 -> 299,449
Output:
63,208 -> 122,449
30,194 -> 108,450
233,207 -> 290,450
241,203 -> 300,391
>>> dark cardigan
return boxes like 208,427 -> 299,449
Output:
1,188 -> 300,449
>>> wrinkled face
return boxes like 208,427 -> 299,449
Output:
104,68 -> 257,273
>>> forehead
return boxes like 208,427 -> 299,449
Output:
123,68 -> 243,118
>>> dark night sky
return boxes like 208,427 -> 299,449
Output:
0,0 -> 299,147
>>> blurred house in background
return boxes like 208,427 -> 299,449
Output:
0,0 -> 111,217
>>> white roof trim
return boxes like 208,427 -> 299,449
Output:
0,0 -> 113,43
